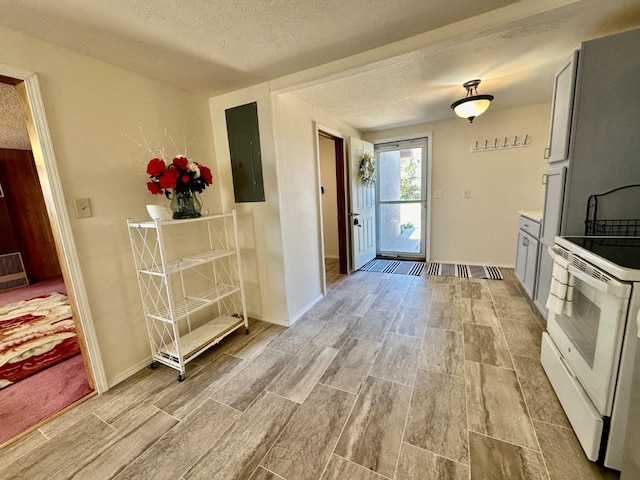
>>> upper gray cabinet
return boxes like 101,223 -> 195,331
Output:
545,51 -> 579,164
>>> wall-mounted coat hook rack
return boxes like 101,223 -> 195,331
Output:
471,134 -> 531,153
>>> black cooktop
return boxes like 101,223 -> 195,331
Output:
563,236 -> 640,270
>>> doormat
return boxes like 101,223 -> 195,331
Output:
359,259 -> 425,276
426,263 -> 503,280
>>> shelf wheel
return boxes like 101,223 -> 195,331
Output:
150,361 -> 158,369
245,327 -> 250,335
178,373 -> 186,382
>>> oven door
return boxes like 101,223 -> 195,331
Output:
547,263 -> 631,415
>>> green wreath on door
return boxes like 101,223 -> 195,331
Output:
359,153 -> 376,187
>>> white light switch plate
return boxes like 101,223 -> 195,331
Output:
73,197 -> 92,218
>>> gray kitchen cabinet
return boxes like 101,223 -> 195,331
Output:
534,167 -> 567,317
546,51 -> 578,164
515,214 -> 540,299
539,167 -> 567,245
533,27 -> 640,321
534,50 -> 577,318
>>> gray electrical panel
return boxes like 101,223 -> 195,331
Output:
225,102 -> 265,203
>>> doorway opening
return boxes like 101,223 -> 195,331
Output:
318,129 -> 348,275
0,73 -> 99,445
374,137 -> 429,260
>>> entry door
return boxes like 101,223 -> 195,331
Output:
375,138 -> 427,258
349,138 -> 376,270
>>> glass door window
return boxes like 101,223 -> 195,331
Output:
375,138 -> 427,258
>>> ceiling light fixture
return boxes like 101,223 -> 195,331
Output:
451,79 -> 494,123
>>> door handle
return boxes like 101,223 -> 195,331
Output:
567,265 -> 630,298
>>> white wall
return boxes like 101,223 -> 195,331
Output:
271,93 -> 360,322
319,136 -> 339,258
364,103 -> 551,266
0,25 -> 219,384
209,90 -> 360,325
272,94 -> 323,320
209,83 -> 289,326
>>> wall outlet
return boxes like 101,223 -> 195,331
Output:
463,190 -> 471,199
433,190 -> 443,199
73,197 -> 93,218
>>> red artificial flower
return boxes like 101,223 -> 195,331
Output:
199,164 -> 213,184
181,174 -> 190,184
147,181 -> 163,195
172,156 -> 189,170
159,168 -> 179,189
146,158 -> 166,177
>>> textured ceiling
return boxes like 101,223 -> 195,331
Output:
0,0 -> 516,95
294,0 -> 640,130
0,83 -> 30,150
0,0 -> 639,131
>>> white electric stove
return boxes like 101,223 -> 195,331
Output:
542,236 -> 640,470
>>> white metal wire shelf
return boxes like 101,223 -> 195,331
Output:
127,212 -> 233,228
147,284 -> 241,322
160,314 -> 243,360
127,210 -> 248,380
139,249 -> 236,275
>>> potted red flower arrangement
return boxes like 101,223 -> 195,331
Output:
146,156 -> 213,219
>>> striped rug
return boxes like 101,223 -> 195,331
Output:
426,263 -> 503,280
359,259 -> 425,276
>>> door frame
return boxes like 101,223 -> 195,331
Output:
1,63 -> 108,392
372,132 -> 433,261
314,123 -> 348,292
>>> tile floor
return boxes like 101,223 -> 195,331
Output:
0,260 -> 621,479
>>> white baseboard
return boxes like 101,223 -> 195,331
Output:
107,357 -> 153,390
107,302 -> 327,388
289,293 -> 324,326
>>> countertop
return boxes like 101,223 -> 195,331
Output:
519,210 -> 543,223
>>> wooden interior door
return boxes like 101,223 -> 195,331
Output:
0,148 -> 62,282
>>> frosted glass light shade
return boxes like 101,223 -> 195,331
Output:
450,79 -> 494,123
453,97 -> 492,119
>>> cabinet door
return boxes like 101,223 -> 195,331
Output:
515,230 -> 528,285
524,236 -> 539,298
547,51 -> 578,164
540,167 -> 567,244
533,241 -> 554,320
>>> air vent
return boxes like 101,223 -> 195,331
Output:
553,246 -> 613,284
0,252 -> 29,292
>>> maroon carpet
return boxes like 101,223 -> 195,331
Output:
0,276 -> 66,305
0,354 -> 93,444
0,293 -> 81,388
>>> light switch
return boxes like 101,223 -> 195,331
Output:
433,190 -> 443,199
73,197 -> 92,218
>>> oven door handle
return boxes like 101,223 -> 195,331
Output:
567,265 -> 631,299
